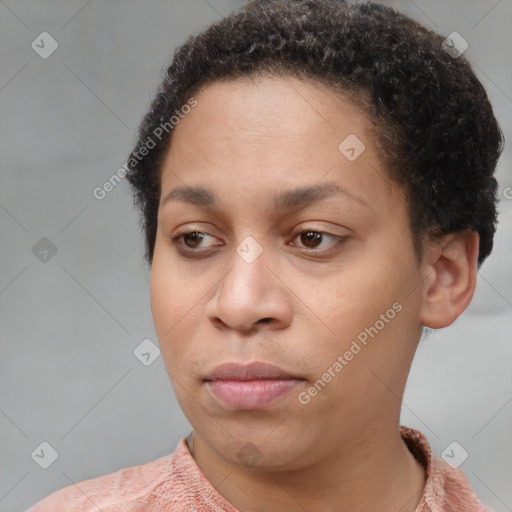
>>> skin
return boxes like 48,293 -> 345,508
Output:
150,75 -> 479,512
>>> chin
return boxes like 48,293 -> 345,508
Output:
200,422 -> 320,472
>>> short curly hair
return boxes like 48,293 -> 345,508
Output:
125,0 -> 504,268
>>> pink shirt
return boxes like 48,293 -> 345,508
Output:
26,426 -> 489,511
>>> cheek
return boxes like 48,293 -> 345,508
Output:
150,259 -> 188,347
150,241 -> 196,324
314,250 -> 419,364
320,261 -> 398,324
149,256 -> 210,371
150,263 -> 172,334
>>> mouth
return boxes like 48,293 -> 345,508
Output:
204,361 -> 305,410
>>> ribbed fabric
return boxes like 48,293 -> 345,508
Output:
25,426 -> 489,511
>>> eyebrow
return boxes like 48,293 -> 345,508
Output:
161,181 -> 370,211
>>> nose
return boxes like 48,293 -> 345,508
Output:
205,241 -> 293,335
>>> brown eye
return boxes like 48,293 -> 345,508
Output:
300,231 -> 323,249
291,229 -> 348,255
169,228 -> 348,259
181,231 -> 206,248
170,230 -> 214,251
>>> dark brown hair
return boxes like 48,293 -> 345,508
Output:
126,0 -> 504,267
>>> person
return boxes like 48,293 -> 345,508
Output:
26,0 -> 504,510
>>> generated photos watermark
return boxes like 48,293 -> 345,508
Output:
93,97 -> 198,200
298,301 -> 403,405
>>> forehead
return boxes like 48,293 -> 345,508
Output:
159,75 -> 401,216
177,75 -> 371,142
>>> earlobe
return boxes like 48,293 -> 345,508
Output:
419,230 -> 479,329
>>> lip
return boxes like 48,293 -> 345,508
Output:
204,361 -> 304,410
204,361 -> 300,381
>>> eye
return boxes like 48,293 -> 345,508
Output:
170,230 -> 218,252
289,229 -> 348,255
169,228 -> 348,257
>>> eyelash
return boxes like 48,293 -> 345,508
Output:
169,229 -> 348,257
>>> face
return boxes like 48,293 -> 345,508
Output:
150,75 -> 426,471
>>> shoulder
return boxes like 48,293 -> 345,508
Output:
400,426 -> 490,512
25,441 -> 188,512
426,456 -> 491,512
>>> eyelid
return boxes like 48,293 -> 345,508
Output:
169,226 -> 349,257
169,229 -> 219,250
289,229 -> 348,255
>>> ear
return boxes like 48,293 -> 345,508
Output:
419,230 -> 479,329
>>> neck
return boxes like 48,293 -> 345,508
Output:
190,423 -> 426,512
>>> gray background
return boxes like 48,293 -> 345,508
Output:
0,1 -> 510,511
